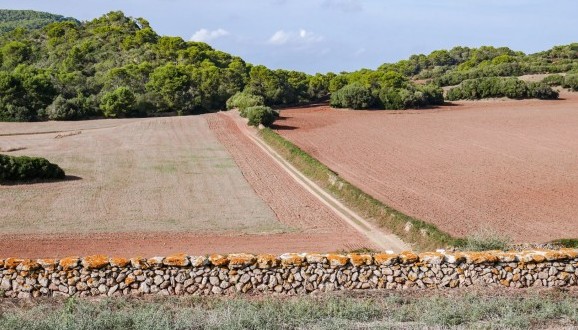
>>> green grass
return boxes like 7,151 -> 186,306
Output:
462,228 -> 511,251
259,128 -> 460,251
550,239 -> 578,248
1,290 -> 577,329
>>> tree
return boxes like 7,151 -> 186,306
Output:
100,87 -> 136,117
146,63 -> 198,113
330,83 -> 374,109
246,106 -> 277,127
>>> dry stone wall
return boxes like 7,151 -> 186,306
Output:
1,249 -> 577,298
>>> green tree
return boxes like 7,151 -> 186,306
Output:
100,87 -> 136,117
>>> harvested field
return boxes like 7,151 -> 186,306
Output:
0,114 -> 372,257
275,91 -> 578,243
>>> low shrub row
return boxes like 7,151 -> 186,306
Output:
226,91 -> 278,127
0,154 -> 65,182
330,83 -> 444,110
446,77 -> 559,100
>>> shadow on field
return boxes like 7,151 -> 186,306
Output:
0,175 -> 82,186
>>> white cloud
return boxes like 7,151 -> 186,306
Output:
190,28 -> 230,42
268,29 -> 324,45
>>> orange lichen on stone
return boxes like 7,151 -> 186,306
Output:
227,254 -> 256,268
543,250 -> 567,261
327,254 -> 349,267
496,252 -> 518,263
256,254 -> 279,268
110,257 -> 130,268
147,257 -> 164,266
130,257 -> 149,269
348,254 -> 372,266
59,257 -> 79,270
443,252 -> 466,264
82,255 -> 110,269
280,253 -> 305,266
399,251 -> 419,264
209,254 -> 229,267
37,259 -> 56,270
464,252 -> 499,264
500,279 -> 511,287
190,256 -> 207,267
374,253 -> 398,266
418,252 -> 444,265
163,253 -> 190,267
18,259 -> 40,271
125,274 -> 136,286
560,248 -> 578,259
4,258 -> 24,269
305,254 -> 326,264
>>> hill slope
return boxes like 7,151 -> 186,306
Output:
0,9 -> 78,34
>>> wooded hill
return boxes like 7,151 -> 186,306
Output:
0,9 -> 576,121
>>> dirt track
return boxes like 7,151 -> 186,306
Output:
275,91 -> 578,243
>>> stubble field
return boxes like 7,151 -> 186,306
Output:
0,114 -> 371,257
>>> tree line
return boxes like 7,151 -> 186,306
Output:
0,10 -> 576,122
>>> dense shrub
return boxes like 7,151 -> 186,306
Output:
0,154 -> 65,182
330,83 -> 374,109
541,74 -> 565,86
527,82 -> 559,99
563,74 -> 578,91
226,91 -> 265,117
378,84 -> 444,110
447,77 -> 558,100
245,105 -> 277,127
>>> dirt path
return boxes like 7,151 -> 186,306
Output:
220,112 -> 409,252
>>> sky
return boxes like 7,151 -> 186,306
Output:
1,0 -> 577,74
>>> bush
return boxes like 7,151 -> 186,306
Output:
225,91 -> 265,117
0,154 -> 65,182
330,83 -> 374,109
528,82 -> 559,99
563,74 -> 578,91
378,84 -> 444,110
541,74 -> 565,86
447,77 -> 559,100
245,105 -> 277,127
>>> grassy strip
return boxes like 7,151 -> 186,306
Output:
1,290 -> 577,329
260,128 -> 461,251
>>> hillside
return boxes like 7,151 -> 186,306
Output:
0,9 -> 77,34
0,10 -> 576,122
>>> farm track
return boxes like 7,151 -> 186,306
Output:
275,91 -> 578,243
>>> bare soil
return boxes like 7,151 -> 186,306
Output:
274,91 -> 578,243
0,114 -> 372,258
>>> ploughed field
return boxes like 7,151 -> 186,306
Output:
0,114 -> 370,257
275,91 -> 578,243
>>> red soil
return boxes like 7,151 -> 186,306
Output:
275,91 -> 578,243
0,232 -> 366,258
0,113 -> 373,258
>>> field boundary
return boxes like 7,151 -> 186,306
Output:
1,249 -> 577,298
259,128 -> 460,251
230,116 -> 409,252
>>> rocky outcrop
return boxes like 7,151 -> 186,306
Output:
1,250 -> 577,298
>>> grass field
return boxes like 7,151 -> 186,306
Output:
1,289 -> 577,329
0,116 -> 285,235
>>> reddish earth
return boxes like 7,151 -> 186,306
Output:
0,232 -> 367,258
0,113 -> 372,258
275,91 -> 578,243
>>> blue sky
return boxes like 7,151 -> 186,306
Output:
1,0 -> 577,74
